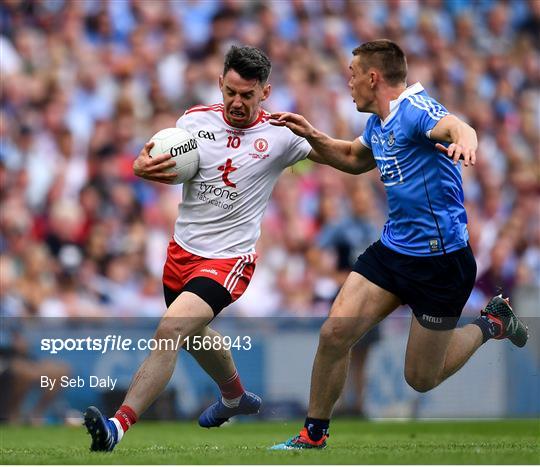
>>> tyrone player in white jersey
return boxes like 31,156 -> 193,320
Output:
83,45 -> 368,452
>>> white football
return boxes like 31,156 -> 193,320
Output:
149,128 -> 200,184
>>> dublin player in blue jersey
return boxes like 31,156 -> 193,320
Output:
270,40 -> 529,450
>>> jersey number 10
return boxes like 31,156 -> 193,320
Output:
227,136 -> 241,148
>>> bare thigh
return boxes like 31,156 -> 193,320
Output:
322,272 -> 402,347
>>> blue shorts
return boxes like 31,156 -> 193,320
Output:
353,241 -> 477,330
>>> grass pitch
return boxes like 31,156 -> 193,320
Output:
1,419 -> 538,464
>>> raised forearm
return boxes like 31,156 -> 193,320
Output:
307,129 -> 375,175
270,111 -> 375,174
431,115 -> 478,166
432,115 -> 477,145
448,118 -> 477,147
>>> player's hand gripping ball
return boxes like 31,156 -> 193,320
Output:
149,128 -> 200,184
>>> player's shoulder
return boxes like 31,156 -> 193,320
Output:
177,103 -> 223,129
182,103 -> 223,118
184,103 -> 224,114
400,90 -> 447,120
258,109 -> 294,136
252,108 -> 278,130
363,114 -> 379,134
366,113 -> 379,127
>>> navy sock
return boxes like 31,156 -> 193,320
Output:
473,316 -> 499,343
304,417 -> 330,442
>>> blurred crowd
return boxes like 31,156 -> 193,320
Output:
1,0 -> 539,320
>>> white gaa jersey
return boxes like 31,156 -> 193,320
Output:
174,103 -> 311,258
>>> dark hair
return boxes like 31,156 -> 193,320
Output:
352,40 -> 407,85
223,46 -> 272,83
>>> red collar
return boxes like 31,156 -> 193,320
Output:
222,108 -> 264,129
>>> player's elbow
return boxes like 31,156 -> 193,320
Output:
343,156 -> 375,175
324,159 -> 362,175
349,160 -> 376,175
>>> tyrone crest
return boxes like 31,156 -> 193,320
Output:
254,138 -> 268,152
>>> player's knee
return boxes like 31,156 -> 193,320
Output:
319,320 -> 356,352
404,369 -> 438,393
155,319 -> 182,342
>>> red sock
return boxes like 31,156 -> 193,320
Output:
219,371 -> 244,399
114,405 -> 138,432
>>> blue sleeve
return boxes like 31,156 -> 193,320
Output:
402,94 -> 449,142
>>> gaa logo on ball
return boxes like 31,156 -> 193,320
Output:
254,138 -> 268,153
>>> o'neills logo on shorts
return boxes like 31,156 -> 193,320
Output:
170,139 -> 197,157
200,268 -> 218,276
422,314 -> 442,324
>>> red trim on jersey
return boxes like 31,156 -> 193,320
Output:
184,104 -> 224,115
163,240 -> 257,303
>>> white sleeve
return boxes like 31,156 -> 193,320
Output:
282,133 -> 312,168
176,113 -> 201,136
359,135 -> 371,149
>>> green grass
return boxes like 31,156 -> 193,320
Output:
1,419 -> 539,464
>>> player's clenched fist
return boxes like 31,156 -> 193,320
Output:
133,141 -> 177,183
270,112 -> 316,139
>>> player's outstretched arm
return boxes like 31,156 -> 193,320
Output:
133,141 -> 178,184
430,114 -> 478,167
270,112 -> 376,174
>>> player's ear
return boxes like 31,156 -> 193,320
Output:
218,75 -> 224,90
261,83 -> 271,102
369,70 -> 378,89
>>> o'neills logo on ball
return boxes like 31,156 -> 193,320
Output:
170,138 -> 198,157
254,138 -> 268,152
